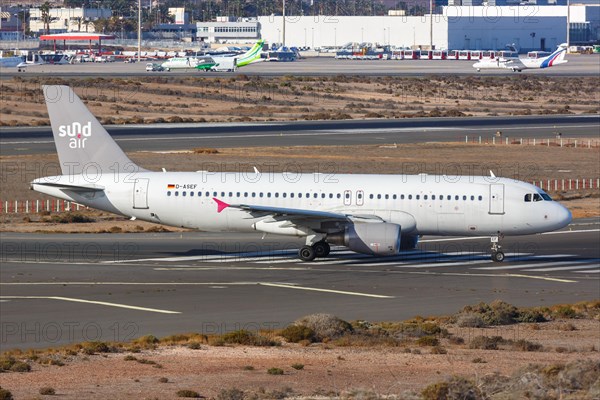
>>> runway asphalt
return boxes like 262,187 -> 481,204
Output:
1,218 -> 598,349
1,54 -> 599,77
1,114 -> 599,156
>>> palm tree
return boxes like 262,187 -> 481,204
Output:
73,16 -> 82,32
82,18 -> 93,32
39,1 -> 51,34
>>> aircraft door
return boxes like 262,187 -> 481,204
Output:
489,184 -> 505,214
133,178 -> 150,209
343,190 -> 352,206
356,190 -> 364,206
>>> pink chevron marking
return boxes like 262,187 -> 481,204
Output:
213,198 -> 230,213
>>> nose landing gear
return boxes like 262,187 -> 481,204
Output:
490,234 -> 505,262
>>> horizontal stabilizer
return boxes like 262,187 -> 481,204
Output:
32,181 -> 105,192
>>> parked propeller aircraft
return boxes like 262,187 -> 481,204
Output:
161,55 -> 216,71
473,43 -> 568,72
32,86 -> 572,262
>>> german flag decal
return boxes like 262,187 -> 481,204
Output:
167,184 -> 175,189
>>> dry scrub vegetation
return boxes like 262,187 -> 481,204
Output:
1,301 -> 599,399
0,75 -> 599,126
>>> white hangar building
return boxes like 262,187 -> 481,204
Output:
256,4 -> 599,51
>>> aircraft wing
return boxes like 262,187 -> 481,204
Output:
502,59 -> 525,68
213,198 -> 383,223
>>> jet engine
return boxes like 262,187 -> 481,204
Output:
329,223 -> 402,255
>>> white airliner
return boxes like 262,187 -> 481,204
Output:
473,44 -> 568,72
32,86 -> 572,262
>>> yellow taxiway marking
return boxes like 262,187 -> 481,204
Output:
0,296 -> 181,314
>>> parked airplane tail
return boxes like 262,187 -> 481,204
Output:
237,40 -> 265,66
540,43 -> 568,68
43,85 -> 145,175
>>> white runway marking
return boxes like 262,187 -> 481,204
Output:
524,265 -> 600,272
0,296 -> 181,314
542,229 -> 600,235
474,261 -> 580,271
573,269 -> 600,273
258,283 -> 394,299
368,259 -> 493,268
0,281 -> 392,299
405,272 -> 577,283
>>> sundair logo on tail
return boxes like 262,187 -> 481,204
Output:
58,121 -> 92,149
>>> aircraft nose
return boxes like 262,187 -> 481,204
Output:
552,203 -> 572,229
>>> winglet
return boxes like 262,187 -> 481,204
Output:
213,198 -> 230,213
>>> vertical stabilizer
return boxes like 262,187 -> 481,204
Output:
540,44 -> 568,68
237,40 -> 265,66
43,85 -> 145,175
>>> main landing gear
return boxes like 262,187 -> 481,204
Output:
490,234 -> 505,262
298,241 -> 331,262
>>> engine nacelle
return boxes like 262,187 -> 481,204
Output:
330,223 -> 402,256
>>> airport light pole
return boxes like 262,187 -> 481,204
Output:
282,0 -> 286,48
14,12 -> 20,49
429,0 -> 433,50
566,0 -> 570,53
137,0 -> 141,62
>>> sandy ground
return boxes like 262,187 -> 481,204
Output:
0,319 -> 598,399
1,75 -> 599,127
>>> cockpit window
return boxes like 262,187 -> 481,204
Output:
526,192 -> 552,202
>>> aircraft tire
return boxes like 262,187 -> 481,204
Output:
492,251 -> 505,262
299,245 -> 317,262
313,241 -> 330,258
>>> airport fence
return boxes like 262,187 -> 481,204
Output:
465,136 -> 600,148
0,199 -> 88,214
1,179 -> 598,215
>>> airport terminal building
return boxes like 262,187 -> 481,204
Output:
254,5 -> 598,51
